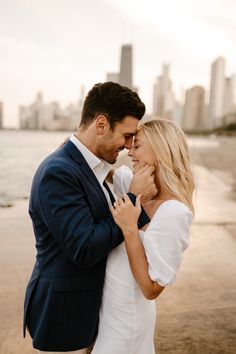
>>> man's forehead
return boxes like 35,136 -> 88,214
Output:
119,116 -> 139,134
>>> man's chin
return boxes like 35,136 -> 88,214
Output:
107,160 -> 116,165
105,156 -> 117,165
107,152 -> 119,164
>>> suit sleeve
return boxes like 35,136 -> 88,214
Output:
37,166 -> 124,268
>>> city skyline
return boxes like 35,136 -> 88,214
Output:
0,0 -> 236,127
18,50 -> 236,132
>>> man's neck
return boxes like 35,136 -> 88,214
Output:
75,130 -> 97,156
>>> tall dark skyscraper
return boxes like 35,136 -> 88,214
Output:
119,44 -> 133,89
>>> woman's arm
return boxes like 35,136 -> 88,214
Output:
110,195 -> 164,300
123,226 -> 164,299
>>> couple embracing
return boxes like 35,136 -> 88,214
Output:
24,82 -> 194,353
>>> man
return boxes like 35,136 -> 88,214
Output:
23,82 -> 157,353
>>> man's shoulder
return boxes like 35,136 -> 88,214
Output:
36,147 -> 81,178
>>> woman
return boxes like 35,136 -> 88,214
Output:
92,119 -> 195,354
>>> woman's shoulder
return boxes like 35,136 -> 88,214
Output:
151,200 -> 193,225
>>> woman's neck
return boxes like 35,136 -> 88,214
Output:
153,178 -> 178,202
155,188 -> 177,202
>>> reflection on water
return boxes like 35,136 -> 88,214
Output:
0,130 -> 235,206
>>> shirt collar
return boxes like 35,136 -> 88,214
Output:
70,134 -> 111,181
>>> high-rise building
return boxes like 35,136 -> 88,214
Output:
153,64 -> 175,119
224,75 -> 236,115
0,102 -> 3,129
209,57 -> 225,129
106,73 -> 119,83
119,44 -> 133,89
182,86 -> 206,131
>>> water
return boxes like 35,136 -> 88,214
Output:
0,130 -> 70,206
0,129 -> 233,206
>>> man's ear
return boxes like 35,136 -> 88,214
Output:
95,115 -> 109,135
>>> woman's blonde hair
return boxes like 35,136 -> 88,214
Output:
141,118 -> 195,213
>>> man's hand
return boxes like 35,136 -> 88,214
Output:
128,165 -> 158,203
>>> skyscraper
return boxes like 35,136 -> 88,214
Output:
209,57 -> 225,129
224,75 -> 236,115
106,72 -> 119,83
182,86 -> 206,131
119,44 -> 132,89
153,64 -> 175,119
0,102 -> 3,129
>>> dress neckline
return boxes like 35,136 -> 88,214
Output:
140,200 -> 190,234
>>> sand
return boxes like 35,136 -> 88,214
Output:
0,138 -> 236,354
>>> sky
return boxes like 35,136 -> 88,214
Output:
0,0 -> 236,127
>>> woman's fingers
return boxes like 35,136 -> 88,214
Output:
113,194 -> 139,209
123,194 -> 131,204
135,164 -> 155,176
135,194 -> 142,208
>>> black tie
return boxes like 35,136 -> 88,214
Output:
103,180 -> 115,204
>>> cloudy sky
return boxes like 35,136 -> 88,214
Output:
0,0 -> 236,127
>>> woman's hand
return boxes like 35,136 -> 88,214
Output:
110,194 -> 142,233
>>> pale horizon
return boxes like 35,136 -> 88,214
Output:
0,0 -> 236,127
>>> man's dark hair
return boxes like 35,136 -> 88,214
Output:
79,82 -> 146,130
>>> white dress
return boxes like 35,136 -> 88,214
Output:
92,166 -> 192,354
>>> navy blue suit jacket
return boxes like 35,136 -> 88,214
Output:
23,140 -> 149,351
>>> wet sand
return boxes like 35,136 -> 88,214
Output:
0,138 -> 236,354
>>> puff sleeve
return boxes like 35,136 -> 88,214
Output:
142,201 -> 192,287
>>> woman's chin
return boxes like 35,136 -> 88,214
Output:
132,164 -> 142,174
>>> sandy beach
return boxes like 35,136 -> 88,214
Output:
0,137 -> 236,354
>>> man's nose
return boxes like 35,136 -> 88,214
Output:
124,137 -> 133,150
128,146 -> 134,156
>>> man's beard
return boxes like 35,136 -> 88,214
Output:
96,143 -> 119,164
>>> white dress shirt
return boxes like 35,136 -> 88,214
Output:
70,134 -> 112,205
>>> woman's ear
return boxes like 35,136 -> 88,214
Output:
95,115 -> 109,135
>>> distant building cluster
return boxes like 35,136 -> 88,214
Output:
151,57 -> 236,132
19,88 -> 85,131
17,44 -> 236,132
